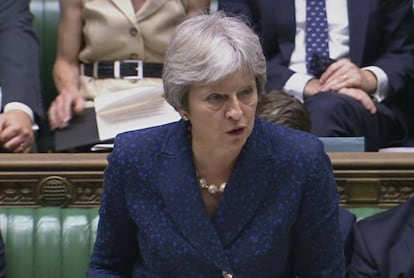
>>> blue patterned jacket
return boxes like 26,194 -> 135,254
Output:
88,118 -> 345,277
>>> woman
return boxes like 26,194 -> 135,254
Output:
48,0 -> 210,131
88,12 -> 345,277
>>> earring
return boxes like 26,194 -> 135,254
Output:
182,115 -> 189,121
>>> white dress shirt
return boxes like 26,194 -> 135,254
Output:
0,87 -> 37,130
285,0 -> 389,102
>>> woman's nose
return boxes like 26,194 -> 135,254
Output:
225,98 -> 243,120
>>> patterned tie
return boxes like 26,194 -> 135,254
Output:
306,0 -> 329,76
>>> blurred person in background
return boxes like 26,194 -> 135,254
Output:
0,0 -> 45,153
48,0 -> 210,149
219,0 -> 414,151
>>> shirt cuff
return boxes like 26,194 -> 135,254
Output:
283,72 -> 314,102
362,66 -> 389,102
4,102 -> 39,130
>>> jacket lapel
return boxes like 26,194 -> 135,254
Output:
213,119 -> 275,246
111,0 -> 169,24
406,213 -> 414,261
136,0 -> 169,22
388,211 -> 414,276
347,0 -> 371,64
403,207 -> 414,269
156,121 -> 232,270
110,0 -> 137,26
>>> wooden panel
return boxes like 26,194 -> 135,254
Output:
329,152 -> 414,208
0,152 -> 413,208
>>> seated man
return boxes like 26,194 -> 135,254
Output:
0,0 -> 44,153
220,0 -> 414,151
257,90 -> 356,275
350,196 -> 414,277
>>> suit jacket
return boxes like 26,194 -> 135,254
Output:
79,0 -> 188,99
339,207 -> 356,276
0,0 -> 44,120
218,0 -> 414,139
349,197 -> 414,277
88,119 -> 345,277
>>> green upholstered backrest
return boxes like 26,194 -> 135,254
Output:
0,206 -> 390,277
30,0 -> 59,110
0,207 -> 99,278
347,207 -> 388,221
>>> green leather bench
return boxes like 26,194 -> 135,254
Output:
348,207 -> 387,221
0,206 -> 386,278
30,0 -> 59,110
0,207 -> 98,278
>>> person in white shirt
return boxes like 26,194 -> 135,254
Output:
219,0 -> 414,151
0,0 -> 44,153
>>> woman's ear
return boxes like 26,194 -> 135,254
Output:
176,108 -> 189,121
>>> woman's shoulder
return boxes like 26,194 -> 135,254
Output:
113,121 -> 182,153
258,119 -> 323,153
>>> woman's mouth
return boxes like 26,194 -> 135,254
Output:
227,127 -> 246,135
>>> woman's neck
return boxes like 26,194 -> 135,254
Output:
131,0 -> 146,13
192,141 -> 240,185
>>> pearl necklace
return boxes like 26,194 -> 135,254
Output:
197,173 -> 227,195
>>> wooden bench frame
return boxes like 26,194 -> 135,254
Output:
0,152 -> 413,208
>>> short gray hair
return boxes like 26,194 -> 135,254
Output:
163,12 -> 267,112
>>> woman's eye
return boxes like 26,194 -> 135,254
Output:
239,89 -> 253,99
206,93 -> 224,103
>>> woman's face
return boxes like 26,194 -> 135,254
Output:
182,72 -> 258,152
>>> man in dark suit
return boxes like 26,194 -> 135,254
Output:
0,0 -> 44,153
219,0 -> 414,151
349,196 -> 414,277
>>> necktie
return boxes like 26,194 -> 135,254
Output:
306,0 -> 329,75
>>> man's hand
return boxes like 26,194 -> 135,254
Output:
0,110 -> 35,153
304,78 -> 322,98
318,59 -> 377,94
48,91 -> 85,130
310,58 -> 378,114
338,88 -> 377,114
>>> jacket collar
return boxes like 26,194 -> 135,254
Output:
389,198 -> 414,275
110,0 -> 169,26
404,199 -> 414,259
156,119 -> 275,269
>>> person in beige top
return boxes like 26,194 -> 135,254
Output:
48,0 -> 210,130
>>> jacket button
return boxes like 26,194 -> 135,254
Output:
129,53 -> 139,59
129,27 -> 138,36
222,270 -> 233,278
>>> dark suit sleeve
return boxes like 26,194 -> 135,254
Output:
369,0 -> 414,99
339,208 -> 356,276
348,223 -> 380,277
0,0 -> 44,119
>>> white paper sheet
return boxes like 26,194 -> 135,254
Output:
94,86 -> 180,140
